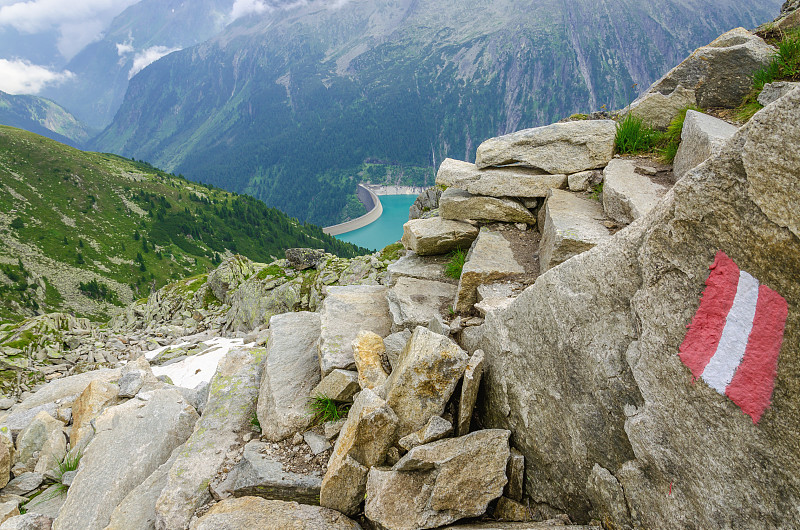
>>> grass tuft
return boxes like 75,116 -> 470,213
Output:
444,248 -> 466,279
308,394 -> 350,424
614,113 -> 662,154
736,30 -> 800,122
658,105 -> 701,164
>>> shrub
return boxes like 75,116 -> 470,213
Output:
9,217 -> 24,230
614,113 -> 662,154
445,248 -> 466,279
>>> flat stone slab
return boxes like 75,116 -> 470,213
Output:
539,189 -> 611,272
757,81 -> 799,107
440,188 -> 536,224
474,283 -> 522,317
401,217 -> 479,257
455,228 -> 525,313
602,159 -> 669,225
475,120 -> 616,174
436,158 -> 567,198
231,441 -> 322,505
387,277 -> 458,332
387,252 -> 450,285
188,497 -> 360,530
318,285 -> 391,376
673,110 -> 739,179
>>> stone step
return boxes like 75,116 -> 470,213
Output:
539,189 -> 611,272
673,110 -> 738,179
401,217 -> 479,256
387,251 -> 451,285
436,158 -> 567,198
440,188 -> 536,224
602,158 -> 669,225
387,277 -> 458,332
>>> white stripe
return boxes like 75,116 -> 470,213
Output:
702,270 -> 760,393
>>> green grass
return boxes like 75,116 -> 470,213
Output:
250,413 -> 261,431
658,105 -> 701,164
308,394 -> 350,424
445,249 -> 466,279
589,183 -> 604,202
614,113 -> 662,154
378,242 -> 405,262
736,30 -> 800,122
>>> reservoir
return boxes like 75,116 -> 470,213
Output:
335,195 -> 417,251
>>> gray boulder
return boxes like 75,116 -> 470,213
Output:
409,188 -> 442,220
673,110 -> 738,179
188,497 -> 361,530
206,256 -> 259,304
398,416 -> 453,451
311,370 -> 360,402
401,217 -> 479,257
456,350 -> 485,436
436,158 -> 567,198
1,473 -> 42,496
0,514 -> 53,530
285,248 -> 325,271
757,81 -> 800,107
387,252 -> 450,285
105,451 -> 178,530
440,188 -> 536,224
15,412 -> 64,474
230,441 -> 321,504
387,277 -> 457,333
475,120 -> 616,174
602,159 -> 669,225
117,355 -> 157,398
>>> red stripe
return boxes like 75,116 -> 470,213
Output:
679,252 -> 741,378
725,285 -> 788,423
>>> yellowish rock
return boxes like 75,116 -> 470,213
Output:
352,331 -> 388,391
71,380 -> 119,449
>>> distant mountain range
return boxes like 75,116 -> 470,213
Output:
91,0 -> 781,226
0,91 -> 91,147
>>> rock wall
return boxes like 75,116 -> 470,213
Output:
475,89 -> 800,528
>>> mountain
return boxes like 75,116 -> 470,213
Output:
92,0 -> 781,227
0,90 -> 92,147
39,0 -> 235,130
0,125 -> 366,323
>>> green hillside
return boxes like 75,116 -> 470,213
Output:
0,125 -> 367,323
0,91 -> 92,148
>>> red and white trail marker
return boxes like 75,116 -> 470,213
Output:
679,251 -> 788,424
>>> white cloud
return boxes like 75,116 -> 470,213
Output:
0,58 -> 73,94
230,0 -> 272,21
0,0 -> 139,59
128,45 -> 180,78
116,41 -> 133,56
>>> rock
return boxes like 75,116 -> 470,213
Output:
318,286 -> 391,376
70,380 -> 118,451
586,464 -> 631,529
230,441 -> 321,504
439,188 -> 535,224
505,449 -> 525,502
206,256 -> 258,304
455,228 -> 525,313
0,502 -> 19,525
387,278 -> 458,333
257,312 -> 321,441
324,419 -> 347,440
398,416 -> 453,451
494,497 -> 531,522
365,429 -> 511,530
602,159 -> 669,225
401,218 -> 479,257
384,327 -> 468,438
25,414 -> 65,476
757,81 -> 800,107
456,350 -> 485,436
22,485 -> 63,519
474,90 -> 800,527
320,389 -> 398,516
475,120 -> 616,174
188,497 -> 361,530
285,248 -> 325,271
52,389 -> 197,530
304,432 -> 332,455
1,473 -> 42,496
0,444 -> 9,489
352,331 -> 388,391
116,356 -> 156,398
59,472 -> 75,487
409,187 -> 443,220
567,170 -> 602,192
155,348 -> 265,530
225,275 -> 303,333
631,28 -> 774,114
0,514 -> 53,530
382,330 -> 411,371
538,189 -> 611,272
0,400 -> 14,412
105,451 -> 177,530
474,283 -> 520,317
673,110 -> 738,179
311,370 -> 360,403
436,158 -> 567,198
627,85 -> 697,129
387,252 -> 450,285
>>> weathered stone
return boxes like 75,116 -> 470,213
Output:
383,330 -> 411,371
0,514 -> 53,530
70,380 -> 118,451
398,416 -> 453,451
474,283 -> 520,317
538,189 -> 611,272
409,187 -> 443,220
225,274 -> 303,333
384,327 -> 468,438
188,497 -> 361,530
0,400 -> 13,412
311,370 -> 360,403
757,81 -> 800,107
387,252 -> 450,285
586,464 -> 631,528
365,430 -> 511,530
401,218 -> 479,257
455,228 -> 525,313
52,389 -> 197,530
15,412 -> 64,474
230,441 -> 321,504
474,90 -> 800,527
436,158 -> 567,198
0,443 -> 9,490
1,473 -> 41,496
673,110 -> 738,179
387,278 -> 457,333
257,312 -> 321,441
440,188 -> 535,224
318,286 -> 391,376
505,449 -> 525,502
627,85 -> 696,129
475,120 -> 616,174
324,419 -> 347,440
602,159 -> 669,225
320,389 -> 398,516
631,28 -> 774,112
457,350 -> 485,436
494,497 -> 531,522
304,431 -> 331,455
105,451 -> 177,530
352,331 -> 388,391
0,502 -> 19,525
568,170 -> 602,192
155,348 -> 265,530
285,248 -> 325,271
22,485 -> 63,519
206,256 -> 258,304
117,356 -> 157,398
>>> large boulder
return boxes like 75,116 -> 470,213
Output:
206,256 -> 259,304
285,248 -> 326,271
436,158 -> 567,198
106,451 -> 177,530
257,312 -> 321,441
69,380 -> 118,450
225,275 -> 303,333
387,252 -> 450,285
475,120 -> 616,174
155,348 -> 266,530
14,411 -> 64,474
602,159 -> 669,225
52,389 -> 198,530
673,110 -> 738,179
439,188 -> 536,224
401,218 -> 479,257
473,88 -> 800,527
188,497 -> 361,530
387,277 -> 457,332
756,81 -> 800,107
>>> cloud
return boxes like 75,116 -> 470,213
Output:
0,0 -> 139,59
228,0 -> 351,22
128,45 -> 181,79
115,42 -> 134,56
0,58 -> 73,94
230,0 -> 272,21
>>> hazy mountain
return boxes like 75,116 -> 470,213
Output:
0,90 -> 91,147
94,0 -> 781,226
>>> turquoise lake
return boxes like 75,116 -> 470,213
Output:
335,195 -> 417,251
